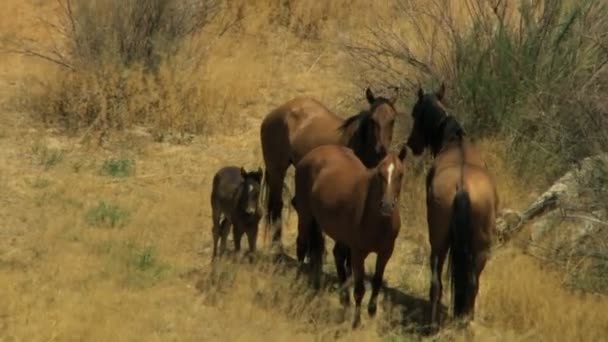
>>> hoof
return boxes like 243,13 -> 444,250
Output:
352,315 -> 361,329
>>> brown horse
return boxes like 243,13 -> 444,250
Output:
405,84 -> 498,331
293,144 -> 407,328
211,166 -> 263,261
260,88 -> 399,255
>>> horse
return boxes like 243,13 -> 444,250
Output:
210,166 -> 263,261
293,144 -> 408,328
405,83 -> 498,331
260,87 -> 399,256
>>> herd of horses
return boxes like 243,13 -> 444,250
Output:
210,84 -> 499,333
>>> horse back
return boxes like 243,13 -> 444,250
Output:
261,97 -> 344,165
429,154 -> 498,250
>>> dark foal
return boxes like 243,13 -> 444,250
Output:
211,166 -> 263,261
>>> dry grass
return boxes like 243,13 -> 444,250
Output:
1,0 -> 607,341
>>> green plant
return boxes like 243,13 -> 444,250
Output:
85,200 -> 129,228
101,158 -> 135,177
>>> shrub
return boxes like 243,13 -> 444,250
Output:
6,0 -> 234,138
349,0 -> 608,184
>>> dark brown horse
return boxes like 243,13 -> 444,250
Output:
211,166 -> 263,261
293,144 -> 407,328
405,84 -> 498,331
260,88 -> 399,255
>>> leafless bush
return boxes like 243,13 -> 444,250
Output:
1,0 -> 246,138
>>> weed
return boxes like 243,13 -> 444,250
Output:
85,200 -> 129,228
31,142 -> 65,170
101,158 -> 135,178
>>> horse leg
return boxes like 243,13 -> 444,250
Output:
368,246 -> 394,317
351,249 -> 367,329
242,224 -> 258,263
333,242 -> 351,306
211,208 -> 222,261
266,166 -> 288,255
429,250 -> 447,331
219,218 -> 231,257
467,251 -> 488,321
344,246 -> 352,279
233,224 -> 243,253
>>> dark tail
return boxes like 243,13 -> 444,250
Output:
448,189 -> 475,318
259,169 -> 293,246
307,218 -> 325,289
308,219 -> 324,262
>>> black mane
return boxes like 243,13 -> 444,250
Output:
417,94 -> 466,156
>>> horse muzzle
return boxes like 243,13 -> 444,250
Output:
380,201 -> 394,216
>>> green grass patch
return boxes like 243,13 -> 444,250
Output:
85,200 -> 130,228
101,158 -> 135,177
93,240 -> 171,288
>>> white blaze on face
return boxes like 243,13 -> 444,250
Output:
248,184 -> 253,192
387,162 -> 394,188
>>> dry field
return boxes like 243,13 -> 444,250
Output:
1,1 -> 607,341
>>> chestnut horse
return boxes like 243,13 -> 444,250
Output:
293,144 -> 407,328
260,88 -> 398,255
405,84 -> 498,331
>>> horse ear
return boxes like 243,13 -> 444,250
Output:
398,144 -> 408,161
240,167 -> 247,178
436,82 -> 446,101
365,87 -> 375,104
417,86 -> 424,100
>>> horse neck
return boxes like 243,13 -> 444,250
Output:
341,128 -> 380,168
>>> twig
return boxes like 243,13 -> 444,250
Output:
2,46 -> 75,71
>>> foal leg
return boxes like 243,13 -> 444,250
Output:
333,242 -> 351,306
429,250 -> 447,331
211,209 -> 222,261
233,224 -> 243,253
368,246 -> 394,317
218,218 -> 231,257
351,249 -> 367,329
245,224 -> 259,262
